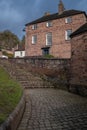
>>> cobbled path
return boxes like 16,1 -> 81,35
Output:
17,89 -> 87,130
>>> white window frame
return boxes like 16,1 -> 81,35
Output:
65,17 -> 72,24
32,24 -> 37,30
65,30 -> 72,40
32,35 -> 37,44
46,21 -> 52,27
46,32 -> 52,46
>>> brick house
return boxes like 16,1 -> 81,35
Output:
25,0 -> 87,58
70,23 -> 87,96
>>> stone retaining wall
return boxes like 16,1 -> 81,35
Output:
0,57 -> 87,96
8,57 -> 70,69
8,58 -> 70,90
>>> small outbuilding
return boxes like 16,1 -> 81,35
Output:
14,49 -> 25,58
14,44 -> 25,58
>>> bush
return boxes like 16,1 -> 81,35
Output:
44,54 -> 54,58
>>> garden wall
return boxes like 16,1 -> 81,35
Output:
9,57 -> 70,90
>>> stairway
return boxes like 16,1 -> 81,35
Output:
0,59 -> 54,89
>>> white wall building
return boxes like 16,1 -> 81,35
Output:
14,50 -> 25,58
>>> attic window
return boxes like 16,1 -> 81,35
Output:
65,17 -> 72,23
46,21 -> 52,27
32,24 -> 37,30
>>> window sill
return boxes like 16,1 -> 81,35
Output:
32,43 -> 36,45
65,40 -> 71,42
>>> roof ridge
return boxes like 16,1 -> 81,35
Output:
25,9 -> 86,26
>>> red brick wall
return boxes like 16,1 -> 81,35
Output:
70,32 -> 87,96
70,32 -> 87,86
25,13 -> 86,58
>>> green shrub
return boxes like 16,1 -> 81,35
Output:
44,54 -> 54,58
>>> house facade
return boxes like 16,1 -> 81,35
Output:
25,0 -> 87,58
14,50 -> 25,58
70,23 -> 87,96
14,44 -> 25,58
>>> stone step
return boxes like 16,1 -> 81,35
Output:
0,61 -> 54,88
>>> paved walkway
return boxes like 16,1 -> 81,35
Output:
17,89 -> 87,130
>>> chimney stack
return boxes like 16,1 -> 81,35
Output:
58,0 -> 65,14
44,12 -> 50,16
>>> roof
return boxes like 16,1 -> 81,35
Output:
70,22 -> 87,37
15,44 -> 25,51
26,10 -> 86,26
15,49 -> 25,51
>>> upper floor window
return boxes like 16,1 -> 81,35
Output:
46,32 -> 52,45
32,24 -> 37,30
65,17 -> 72,23
32,35 -> 37,44
46,21 -> 52,27
65,29 -> 72,40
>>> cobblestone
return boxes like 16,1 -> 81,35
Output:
17,89 -> 87,130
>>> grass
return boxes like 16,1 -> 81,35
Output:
43,54 -> 54,58
0,66 -> 22,124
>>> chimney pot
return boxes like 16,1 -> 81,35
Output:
44,12 -> 50,16
58,0 -> 65,14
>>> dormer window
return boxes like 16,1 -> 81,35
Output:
46,21 -> 52,27
32,24 -> 37,30
65,17 -> 72,23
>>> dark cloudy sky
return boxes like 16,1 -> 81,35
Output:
0,0 -> 87,39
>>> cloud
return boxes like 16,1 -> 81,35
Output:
0,0 -> 25,39
34,0 -> 42,8
77,0 -> 87,12
0,0 -> 87,40
0,0 -> 24,23
27,0 -> 44,20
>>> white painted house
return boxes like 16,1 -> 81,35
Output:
14,50 -> 25,58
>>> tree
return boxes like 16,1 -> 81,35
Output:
0,30 -> 20,50
17,35 -> 25,50
21,35 -> 25,45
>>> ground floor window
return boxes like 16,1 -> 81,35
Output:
41,47 -> 50,55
